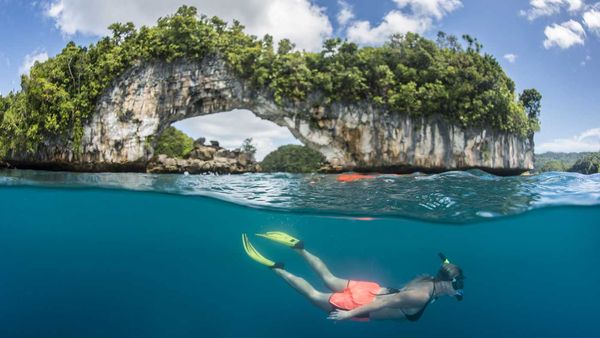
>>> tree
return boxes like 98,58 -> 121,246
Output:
569,152 -> 600,174
519,88 -> 542,133
277,39 -> 295,55
535,151 -> 592,170
261,145 -> 325,173
154,126 -> 194,158
241,138 -> 256,156
108,22 -> 136,44
462,34 -> 482,53
539,160 -> 568,172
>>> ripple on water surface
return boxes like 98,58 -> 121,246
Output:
1,169 -> 599,223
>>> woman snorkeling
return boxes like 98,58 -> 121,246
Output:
242,232 -> 464,322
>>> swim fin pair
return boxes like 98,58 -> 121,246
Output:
242,231 -> 303,269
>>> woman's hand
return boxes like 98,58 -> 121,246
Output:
327,309 -> 352,321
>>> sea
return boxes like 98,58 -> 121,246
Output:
1,169 -> 599,338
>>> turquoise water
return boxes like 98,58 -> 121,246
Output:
1,170 -> 599,337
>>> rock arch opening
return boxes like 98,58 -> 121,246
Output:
146,109 -> 305,174
171,109 -> 302,161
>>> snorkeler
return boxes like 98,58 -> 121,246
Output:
241,232 -> 464,322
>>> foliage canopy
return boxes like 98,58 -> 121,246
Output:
539,160 -> 569,173
569,152 -> 600,174
0,6 -> 539,157
154,126 -> 194,158
534,152 -> 591,171
241,138 -> 257,156
261,145 -> 325,173
534,152 -> 599,174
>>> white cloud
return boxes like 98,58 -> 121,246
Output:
346,0 -> 461,45
543,20 -> 586,49
337,1 -> 354,27
19,51 -> 49,75
504,53 -> 518,63
537,128 -> 600,153
44,0 -> 332,51
347,11 -> 430,45
394,0 -> 462,20
172,110 -> 301,161
520,0 -> 584,21
583,9 -> 600,35
567,0 -> 585,11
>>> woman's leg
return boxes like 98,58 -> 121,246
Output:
273,268 -> 333,312
295,249 -> 349,292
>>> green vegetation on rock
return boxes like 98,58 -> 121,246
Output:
519,88 -> 542,135
535,152 -> 591,172
261,145 -> 325,173
539,160 -> 569,172
241,138 -> 257,157
0,5 -> 539,158
569,152 -> 600,174
154,126 -> 194,158
534,152 -> 600,174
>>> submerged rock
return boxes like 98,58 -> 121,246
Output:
5,57 -> 533,175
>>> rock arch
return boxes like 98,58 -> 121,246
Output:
9,56 -> 534,174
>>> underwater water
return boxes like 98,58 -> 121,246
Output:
1,170 -> 599,338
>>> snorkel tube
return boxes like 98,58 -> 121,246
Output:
438,252 -> 450,264
438,252 -> 464,301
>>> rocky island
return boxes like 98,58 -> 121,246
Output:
0,6 -> 540,175
147,137 -> 259,174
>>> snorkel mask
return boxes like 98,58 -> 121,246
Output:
438,253 -> 465,301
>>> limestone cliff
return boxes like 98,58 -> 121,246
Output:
6,57 -> 534,175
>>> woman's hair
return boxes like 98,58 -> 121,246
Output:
435,263 -> 463,282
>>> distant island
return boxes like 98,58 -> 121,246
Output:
535,152 -> 600,174
0,6 -> 541,175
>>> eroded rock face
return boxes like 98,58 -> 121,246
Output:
299,109 -> 534,175
6,56 -> 534,175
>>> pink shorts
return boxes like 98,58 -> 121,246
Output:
329,280 -> 381,310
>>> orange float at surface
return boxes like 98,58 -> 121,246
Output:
336,173 -> 376,182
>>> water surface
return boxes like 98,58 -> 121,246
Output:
0,170 -> 599,338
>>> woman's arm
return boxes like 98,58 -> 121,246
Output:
327,291 -> 424,321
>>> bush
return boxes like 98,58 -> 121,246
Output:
569,152 -> 600,174
154,126 -> 194,158
261,145 -> 325,173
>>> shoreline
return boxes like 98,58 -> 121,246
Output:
1,161 -> 530,177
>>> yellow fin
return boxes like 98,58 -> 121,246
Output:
255,231 -> 302,248
242,233 -> 277,267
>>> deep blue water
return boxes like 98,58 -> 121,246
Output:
1,170 -> 599,338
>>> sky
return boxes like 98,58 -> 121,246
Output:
0,0 -> 599,158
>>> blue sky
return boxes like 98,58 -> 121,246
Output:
0,0 -> 599,157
